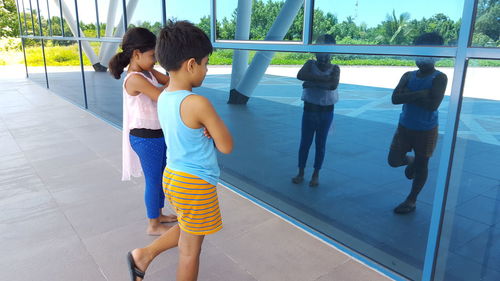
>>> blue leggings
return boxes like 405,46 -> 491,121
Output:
129,135 -> 166,219
298,110 -> 334,169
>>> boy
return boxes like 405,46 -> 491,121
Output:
126,21 -> 233,281
292,34 -> 340,187
388,32 -> 448,214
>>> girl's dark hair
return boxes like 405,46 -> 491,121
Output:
414,32 -> 444,46
156,20 -> 213,71
108,27 -> 156,79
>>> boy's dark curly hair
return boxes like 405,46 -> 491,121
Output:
156,20 -> 213,71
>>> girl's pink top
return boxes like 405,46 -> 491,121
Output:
122,71 -> 162,181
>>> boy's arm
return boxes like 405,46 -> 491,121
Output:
297,60 -> 333,82
392,72 -> 428,104
151,69 -> 170,85
194,96 -> 233,154
124,74 -> 167,102
412,73 -> 448,111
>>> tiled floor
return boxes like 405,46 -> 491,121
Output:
0,70 -> 393,280
20,65 -> 500,280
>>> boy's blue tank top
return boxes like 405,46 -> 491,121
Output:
157,90 -> 220,185
399,70 -> 440,131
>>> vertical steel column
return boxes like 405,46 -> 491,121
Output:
74,0 -> 88,109
122,0 -> 128,31
15,0 -> 29,78
162,0 -> 166,26
36,0 -> 49,88
95,0 -> 100,38
58,0 -> 64,36
421,0 -> 477,280
21,0 -> 28,35
230,0 -> 252,90
28,0 -> 36,35
98,0 -> 119,62
46,0 -> 52,36
302,0 -> 314,44
210,0 -> 216,43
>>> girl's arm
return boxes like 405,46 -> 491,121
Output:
151,69 -> 170,85
124,74 -> 167,102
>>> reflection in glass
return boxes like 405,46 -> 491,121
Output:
472,0 -> 500,47
25,39 -> 46,85
44,40 -> 85,106
215,0 -> 304,41
128,0 -> 162,35
434,59 -> 500,281
197,49 -> 455,279
165,0 -> 211,35
313,0 -> 463,45
388,33 -> 448,214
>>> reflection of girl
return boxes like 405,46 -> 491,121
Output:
109,27 -> 176,235
292,34 -> 340,187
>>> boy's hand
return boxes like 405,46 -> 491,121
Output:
203,127 -> 212,139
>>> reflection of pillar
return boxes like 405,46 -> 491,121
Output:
100,0 -> 139,68
51,0 -> 100,67
230,0 -> 252,90
229,0 -> 303,104
98,0 -> 120,63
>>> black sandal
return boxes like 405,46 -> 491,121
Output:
127,251 -> 145,281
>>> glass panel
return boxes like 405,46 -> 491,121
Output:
25,39 -> 46,85
43,40 -> 85,106
83,42 -> 123,126
128,0 -> 163,35
97,0 -> 123,38
21,0 -> 35,35
313,0 -> 464,46
28,0 -> 41,36
215,0 -> 304,41
165,0 -> 211,35
47,0 -> 63,36
61,0 -> 76,37
434,59 -> 500,281
471,0 -> 500,47
76,0 -> 99,38
200,50 -> 453,279
36,0 -> 50,36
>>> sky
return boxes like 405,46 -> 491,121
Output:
42,0 -> 465,29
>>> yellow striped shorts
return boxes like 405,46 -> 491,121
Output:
162,167 -> 222,235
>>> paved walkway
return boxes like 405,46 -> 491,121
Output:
0,69 -> 393,281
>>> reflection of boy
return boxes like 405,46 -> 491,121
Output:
292,34 -> 340,187
388,32 -> 448,214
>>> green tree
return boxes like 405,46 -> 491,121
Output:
0,0 -> 19,37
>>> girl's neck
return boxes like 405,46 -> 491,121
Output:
128,61 -> 144,73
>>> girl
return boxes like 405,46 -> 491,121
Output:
109,27 -> 177,235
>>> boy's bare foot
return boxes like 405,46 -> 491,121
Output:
147,224 -> 171,236
159,214 -> 177,223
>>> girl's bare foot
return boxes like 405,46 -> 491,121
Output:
159,214 -> 177,223
147,224 -> 171,236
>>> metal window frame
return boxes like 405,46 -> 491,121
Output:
15,0 -> 500,279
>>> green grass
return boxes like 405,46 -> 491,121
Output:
3,45 -> 500,67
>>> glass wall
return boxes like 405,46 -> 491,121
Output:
215,0 -> 304,41
434,59 -> 500,281
313,0 -> 463,45
16,0 -> 500,280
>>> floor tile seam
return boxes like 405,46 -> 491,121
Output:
208,241 -> 260,281
312,258 -> 355,281
9,90 -> 113,281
